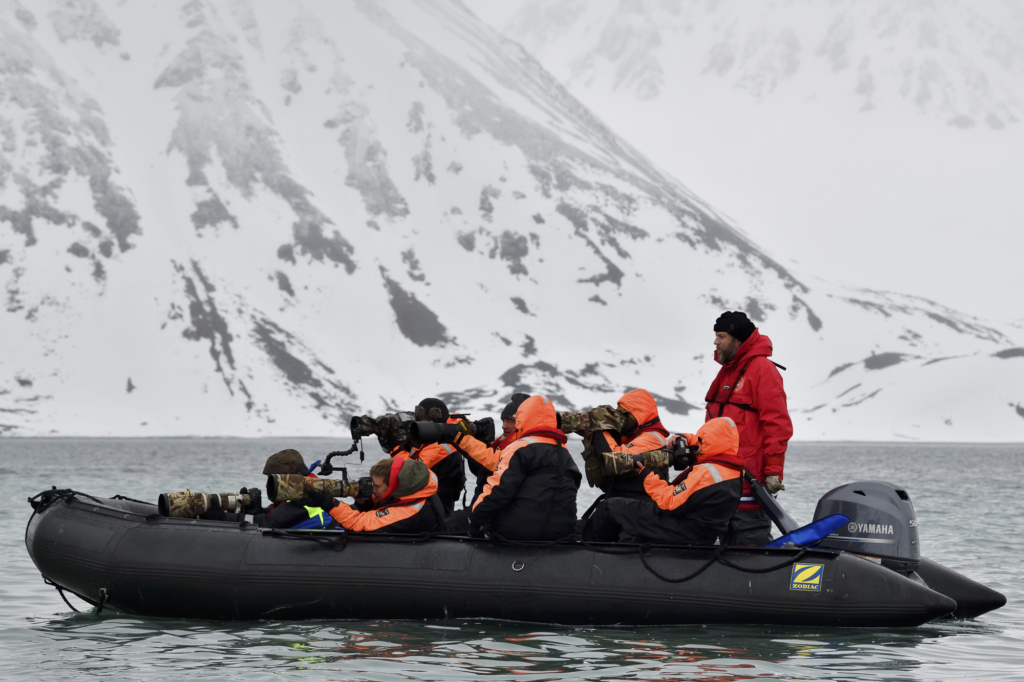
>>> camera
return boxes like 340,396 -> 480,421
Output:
669,440 -> 700,471
410,417 -> 495,446
350,412 -> 415,450
354,476 -> 374,499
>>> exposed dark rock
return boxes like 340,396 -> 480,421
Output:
412,147 -> 435,184
499,231 -> 528,275
836,383 -> 861,398
275,271 -> 294,296
479,185 -> 500,219
49,0 -> 121,47
745,297 -> 767,322
842,388 -> 882,407
15,7 -> 36,29
510,297 -> 530,314
994,348 -> 1024,359
67,242 -> 89,258
178,260 -> 234,386
1015,404 -> 1024,419
16,377 -> 32,387
98,240 -> 113,257
532,213 -> 545,224
556,203 -> 623,286
380,268 -> 450,347
0,250 -> 8,265
456,231 -> 475,251
829,362 -> 854,378
589,295 -> 607,306
191,194 -> 238,230
277,244 -> 295,264
864,352 -> 905,370
126,378 -> 135,393
521,335 -> 536,357
402,249 -> 425,281
253,319 -> 321,388
407,101 -> 425,133
91,258 -> 105,282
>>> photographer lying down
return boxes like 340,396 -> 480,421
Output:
308,457 -> 446,533
582,417 -> 744,545
172,449 -> 331,529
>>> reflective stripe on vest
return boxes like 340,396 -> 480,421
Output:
522,437 -> 537,444
654,433 -> 667,447
441,444 -> 455,454
302,505 -> 326,526
700,463 -> 723,484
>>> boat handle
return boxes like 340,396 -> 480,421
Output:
512,560 -> 525,572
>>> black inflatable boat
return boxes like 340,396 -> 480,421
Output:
24,486 -> 1004,626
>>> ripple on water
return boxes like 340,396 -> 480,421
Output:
1,439 -> 1023,680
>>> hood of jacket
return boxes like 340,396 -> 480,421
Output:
716,328 -> 773,367
617,388 -> 660,425
514,395 -> 559,436
695,417 -> 740,462
377,457 -> 437,505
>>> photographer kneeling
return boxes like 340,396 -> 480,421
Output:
582,417 -> 743,545
309,457 -> 446,533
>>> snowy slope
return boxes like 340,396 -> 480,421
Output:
2,0 -> 1024,440
470,0 -> 1024,321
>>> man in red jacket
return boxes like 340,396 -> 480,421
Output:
695,310 -> 793,545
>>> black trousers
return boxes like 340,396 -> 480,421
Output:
583,497 -> 708,545
722,509 -> 773,546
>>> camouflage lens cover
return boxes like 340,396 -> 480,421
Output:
558,405 -> 622,436
267,474 -> 347,503
159,491 -> 253,518
350,415 -> 381,439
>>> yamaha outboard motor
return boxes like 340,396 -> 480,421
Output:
813,481 -> 920,574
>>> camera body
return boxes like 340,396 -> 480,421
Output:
670,441 -> 700,471
410,417 -> 495,447
355,476 -> 374,499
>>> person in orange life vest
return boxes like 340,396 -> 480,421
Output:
469,395 -> 582,541
308,457 -> 445,533
588,389 -> 672,501
681,311 -> 792,546
442,393 -> 530,534
454,393 -> 530,507
583,417 -> 744,545
390,398 -> 466,517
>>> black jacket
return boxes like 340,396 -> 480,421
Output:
469,437 -> 581,541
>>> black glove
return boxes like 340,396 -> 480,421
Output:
467,516 -> 486,538
306,490 -> 338,511
241,487 -> 263,514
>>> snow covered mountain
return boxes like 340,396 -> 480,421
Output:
2,0 -> 1024,440
469,0 -> 1024,322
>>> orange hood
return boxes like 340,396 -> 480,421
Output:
617,389 -> 660,425
515,395 -> 558,435
696,417 -> 740,461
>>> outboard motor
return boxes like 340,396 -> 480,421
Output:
813,481 -> 920,574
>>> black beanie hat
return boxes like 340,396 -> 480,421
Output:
714,311 -> 756,342
500,393 -> 530,421
416,397 -> 449,423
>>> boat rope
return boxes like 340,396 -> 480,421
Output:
638,548 -> 718,583
43,577 -> 81,613
111,494 -> 150,505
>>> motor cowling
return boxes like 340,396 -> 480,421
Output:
813,481 -> 920,574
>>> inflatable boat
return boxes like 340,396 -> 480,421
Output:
24,485 -> 1004,626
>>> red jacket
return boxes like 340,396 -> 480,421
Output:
704,329 -> 792,510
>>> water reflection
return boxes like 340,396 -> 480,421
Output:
8,612 -> 966,681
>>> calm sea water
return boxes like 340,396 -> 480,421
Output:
0,439 -> 1021,681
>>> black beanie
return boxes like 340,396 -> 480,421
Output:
500,393 -> 530,421
714,311 -> 755,342
416,397 -> 449,423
